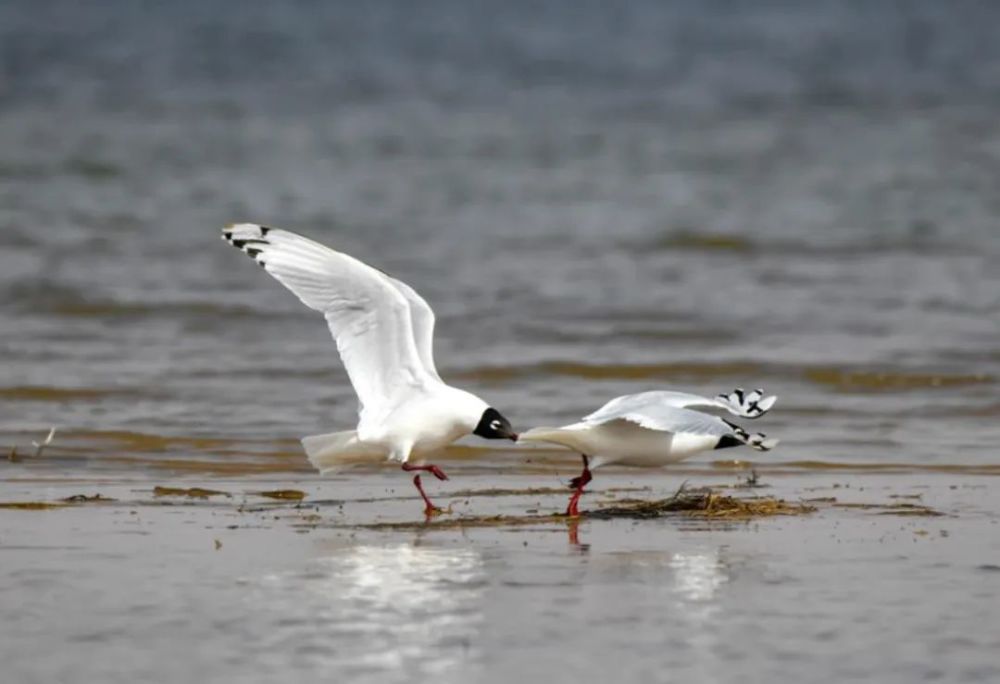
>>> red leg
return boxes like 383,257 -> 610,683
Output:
566,489 -> 582,517
402,462 -> 448,481
410,474 -> 440,515
565,454 -> 593,517
401,463 -> 449,515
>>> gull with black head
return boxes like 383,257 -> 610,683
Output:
520,388 -> 778,516
222,224 -> 517,514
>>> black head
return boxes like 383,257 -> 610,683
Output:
473,408 -> 517,441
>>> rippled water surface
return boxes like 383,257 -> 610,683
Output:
1,1 -> 999,682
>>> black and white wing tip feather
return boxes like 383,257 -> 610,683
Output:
716,388 -> 778,419
222,223 -> 273,266
722,420 -> 780,451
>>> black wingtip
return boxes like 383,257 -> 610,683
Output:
715,435 -> 743,450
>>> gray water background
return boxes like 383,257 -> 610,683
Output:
2,1 -> 999,466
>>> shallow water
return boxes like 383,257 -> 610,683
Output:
2,1 -> 1000,682
2,472 -> 1000,684
2,0 -> 999,467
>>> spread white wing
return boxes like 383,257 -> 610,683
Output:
583,388 -> 776,423
223,223 -> 437,420
381,274 -> 441,382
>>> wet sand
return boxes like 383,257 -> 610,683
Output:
3,465 -> 999,683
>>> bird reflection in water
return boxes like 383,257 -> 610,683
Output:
258,543 -> 487,677
671,549 -> 728,604
565,518 -> 588,552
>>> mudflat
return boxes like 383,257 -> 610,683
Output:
3,462 -> 998,684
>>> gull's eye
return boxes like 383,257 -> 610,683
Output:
490,419 -> 501,430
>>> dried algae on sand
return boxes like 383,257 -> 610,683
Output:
152,486 -> 230,498
350,488 -> 816,532
586,488 -> 816,520
254,489 -> 307,500
832,501 -> 945,517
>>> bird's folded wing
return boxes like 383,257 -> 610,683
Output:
583,389 -> 776,423
223,223 -> 434,416
609,405 -> 733,437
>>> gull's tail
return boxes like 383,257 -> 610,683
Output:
301,430 -> 382,473
715,388 -> 777,419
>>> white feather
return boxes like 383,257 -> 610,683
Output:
584,388 -> 777,423
382,273 -> 441,382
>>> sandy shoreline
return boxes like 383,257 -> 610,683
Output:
4,469 -> 999,682
0,472 -> 1000,682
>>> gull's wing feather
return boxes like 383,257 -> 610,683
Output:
222,223 -> 433,418
586,399 -> 778,451
601,404 -> 734,436
584,388 -> 776,423
382,274 -> 441,382
714,388 -> 777,418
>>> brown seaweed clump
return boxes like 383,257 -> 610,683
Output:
0,501 -> 69,510
832,501 -> 944,517
254,489 -> 307,500
152,486 -> 230,498
587,488 -> 816,520
352,488 -> 815,531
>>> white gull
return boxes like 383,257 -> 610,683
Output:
520,388 -> 778,515
223,223 -> 517,514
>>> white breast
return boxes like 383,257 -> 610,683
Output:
359,385 -> 484,461
522,420 -> 720,469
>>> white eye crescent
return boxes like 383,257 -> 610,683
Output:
490,419 -> 501,430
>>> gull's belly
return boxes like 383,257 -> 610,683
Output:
362,400 -> 469,461
409,423 -> 468,455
